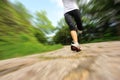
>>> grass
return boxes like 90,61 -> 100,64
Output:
0,36 -> 119,60
0,42 -> 62,60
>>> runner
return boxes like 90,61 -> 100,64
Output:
62,0 -> 83,52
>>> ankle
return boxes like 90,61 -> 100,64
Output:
73,41 -> 79,45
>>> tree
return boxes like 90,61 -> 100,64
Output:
0,0 -> 38,43
53,18 -> 72,45
77,0 -> 120,42
35,11 -> 55,35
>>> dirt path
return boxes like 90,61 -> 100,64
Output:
0,41 -> 120,80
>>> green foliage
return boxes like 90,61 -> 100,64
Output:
13,1 -> 33,21
54,27 -> 71,45
34,27 -> 47,43
0,0 -> 35,43
0,0 -> 62,60
81,0 -> 120,42
0,42 -> 62,60
35,11 -> 55,35
53,18 -> 72,45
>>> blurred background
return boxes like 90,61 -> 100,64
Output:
0,0 -> 120,60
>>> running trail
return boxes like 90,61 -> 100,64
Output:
0,41 -> 120,80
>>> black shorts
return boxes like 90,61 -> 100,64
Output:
64,9 -> 83,31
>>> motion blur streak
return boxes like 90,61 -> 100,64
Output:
0,0 -> 120,80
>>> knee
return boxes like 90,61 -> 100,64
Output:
69,24 -> 77,31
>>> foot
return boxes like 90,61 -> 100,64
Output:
78,30 -> 83,34
71,42 -> 81,52
75,25 -> 83,34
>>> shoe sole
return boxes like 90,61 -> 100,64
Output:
71,46 -> 81,52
